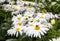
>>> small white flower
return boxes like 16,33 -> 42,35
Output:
4,4 -> 11,11
34,16 -> 47,24
0,0 -> 5,3
44,12 -> 51,20
24,11 -> 34,17
38,3 -> 45,8
13,21 -> 22,26
29,2 -> 36,6
37,13 -> 45,18
12,6 -> 20,15
26,6 -> 35,12
51,19 -> 55,25
17,5 -> 26,11
12,14 -> 23,22
7,0 -> 15,4
23,1 -> 30,5
7,26 -> 23,37
17,0 -> 24,5
23,14 -> 29,21
28,17 -> 34,22
37,12 -> 55,20
43,22 -> 52,28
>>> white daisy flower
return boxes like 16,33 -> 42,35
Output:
28,17 -> 34,22
37,13 -> 45,19
13,21 -> 22,26
24,11 -> 34,17
43,12 -> 51,20
23,0 -> 30,5
23,12 -> 34,22
43,22 -> 52,28
37,12 -> 55,20
12,6 -> 20,15
38,3 -> 45,8
12,14 -> 23,22
43,12 -> 57,19
34,16 -> 47,24
11,5 -> 16,9
36,13 -> 48,22
7,0 -> 15,4
24,21 -> 49,38
17,5 -> 26,11
22,14 -> 29,22
29,2 -> 36,6
0,0 -> 5,3
4,4 -> 12,11
7,26 -> 23,37
17,0 -> 24,5
26,6 -> 35,12
23,14 -> 30,18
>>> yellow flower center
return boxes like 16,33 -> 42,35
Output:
17,22 -> 21,26
24,0 -> 26,2
13,8 -> 18,12
39,12 -> 45,18
34,25 -> 40,30
40,15 -> 44,18
29,12 -> 32,14
6,7 -> 8,9
24,15 -> 28,18
20,6 -> 23,8
17,16 -> 21,20
29,23 -> 34,26
15,27 -> 20,31
42,12 -> 45,15
45,22 -> 49,24
31,18 -> 34,21
28,6 -> 32,8
6,7 -> 9,10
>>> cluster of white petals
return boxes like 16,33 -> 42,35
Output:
5,0 -> 59,38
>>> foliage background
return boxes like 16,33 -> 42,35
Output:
0,0 -> 60,41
